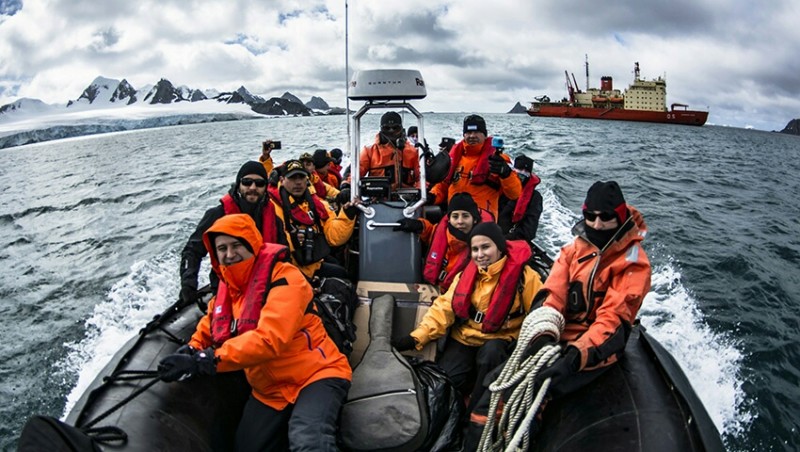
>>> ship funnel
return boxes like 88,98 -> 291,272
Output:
601,76 -> 613,92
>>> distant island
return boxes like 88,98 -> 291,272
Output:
780,119 -> 800,136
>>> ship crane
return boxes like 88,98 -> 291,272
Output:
564,70 -> 577,104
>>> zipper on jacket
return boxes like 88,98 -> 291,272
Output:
348,388 -> 417,404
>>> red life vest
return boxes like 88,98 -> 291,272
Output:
311,173 -> 327,196
445,138 -> 498,186
451,240 -> 532,333
220,193 -> 278,244
512,174 -> 541,223
423,209 -> 495,289
211,243 -> 289,346
267,187 -> 330,226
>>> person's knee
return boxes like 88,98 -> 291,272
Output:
288,414 -> 337,451
476,339 -> 511,368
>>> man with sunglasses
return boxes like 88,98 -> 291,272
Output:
179,161 -> 277,308
357,111 -> 420,191
529,180 -> 651,396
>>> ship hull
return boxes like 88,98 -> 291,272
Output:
528,104 -> 708,126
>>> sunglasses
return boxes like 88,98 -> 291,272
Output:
583,210 -> 617,222
241,177 -> 267,188
382,125 -> 402,133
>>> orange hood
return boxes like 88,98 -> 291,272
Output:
202,213 -> 264,275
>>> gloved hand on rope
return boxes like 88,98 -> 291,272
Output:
392,335 -> 417,352
521,334 -> 557,361
393,218 -> 423,234
537,345 -> 580,388
158,347 -> 217,382
488,154 -> 512,178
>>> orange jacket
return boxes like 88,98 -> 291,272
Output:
189,214 -> 351,410
540,205 -> 651,372
431,138 -> 521,218
358,134 -> 420,190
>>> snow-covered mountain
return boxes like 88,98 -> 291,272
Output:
0,75 -> 342,148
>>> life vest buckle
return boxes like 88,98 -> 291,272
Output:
230,319 -> 238,335
473,310 -> 485,323
438,269 -> 447,282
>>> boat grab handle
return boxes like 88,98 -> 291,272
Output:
365,220 -> 400,231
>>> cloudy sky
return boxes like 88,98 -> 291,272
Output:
0,0 -> 798,131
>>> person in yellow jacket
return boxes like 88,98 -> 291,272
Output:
429,115 -> 522,218
158,214 -> 352,451
269,160 -> 356,280
393,222 -> 543,412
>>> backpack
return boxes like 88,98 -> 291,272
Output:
309,277 -> 357,355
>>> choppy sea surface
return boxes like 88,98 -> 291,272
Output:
1,113 -> 798,451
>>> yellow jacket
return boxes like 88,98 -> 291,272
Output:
410,256 -> 542,348
269,188 -> 355,278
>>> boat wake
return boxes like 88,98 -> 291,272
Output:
57,253 -> 207,418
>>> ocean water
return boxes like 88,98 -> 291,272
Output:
0,113 -> 798,451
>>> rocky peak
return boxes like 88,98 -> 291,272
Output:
780,119 -> 800,136
306,96 -> 330,110
110,79 -> 137,105
144,79 -> 182,104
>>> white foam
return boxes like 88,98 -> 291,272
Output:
57,253 -> 193,418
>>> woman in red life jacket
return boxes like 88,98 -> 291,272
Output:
394,192 -> 492,292
393,222 -> 543,413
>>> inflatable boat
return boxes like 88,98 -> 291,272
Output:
18,70 -> 725,452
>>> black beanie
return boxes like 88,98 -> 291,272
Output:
448,192 -> 480,222
469,222 -> 508,255
381,111 -> 403,128
236,161 -> 269,185
407,126 -> 418,135
463,114 -> 487,135
583,180 -> 628,224
312,149 -> 332,168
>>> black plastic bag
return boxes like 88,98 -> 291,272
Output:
410,358 -> 465,452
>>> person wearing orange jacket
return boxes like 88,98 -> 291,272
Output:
393,192 -> 492,292
313,148 -> 342,189
393,222 -> 543,415
269,160 -> 356,280
158,214 -> 351,451
429,115 -> 521,218
533,180 -> 651,395
358,111 -> 420,191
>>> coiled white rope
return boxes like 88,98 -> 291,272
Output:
478,306 -> 565,452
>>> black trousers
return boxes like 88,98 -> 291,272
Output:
234,377 -> 351,452
437,338 -> 512,413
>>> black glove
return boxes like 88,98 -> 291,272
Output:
424,189 -> 438,206
158,348 -> 217,382
336,187 -> 351,205
175,344 -> 197,355
393,218 -> 423,234
522,334 -> 557,361
179,284 -> 198,305
488,154 -> 512,178
538,346 -> 580,388
392,335 -> 417,352
344,204 -> 359,220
